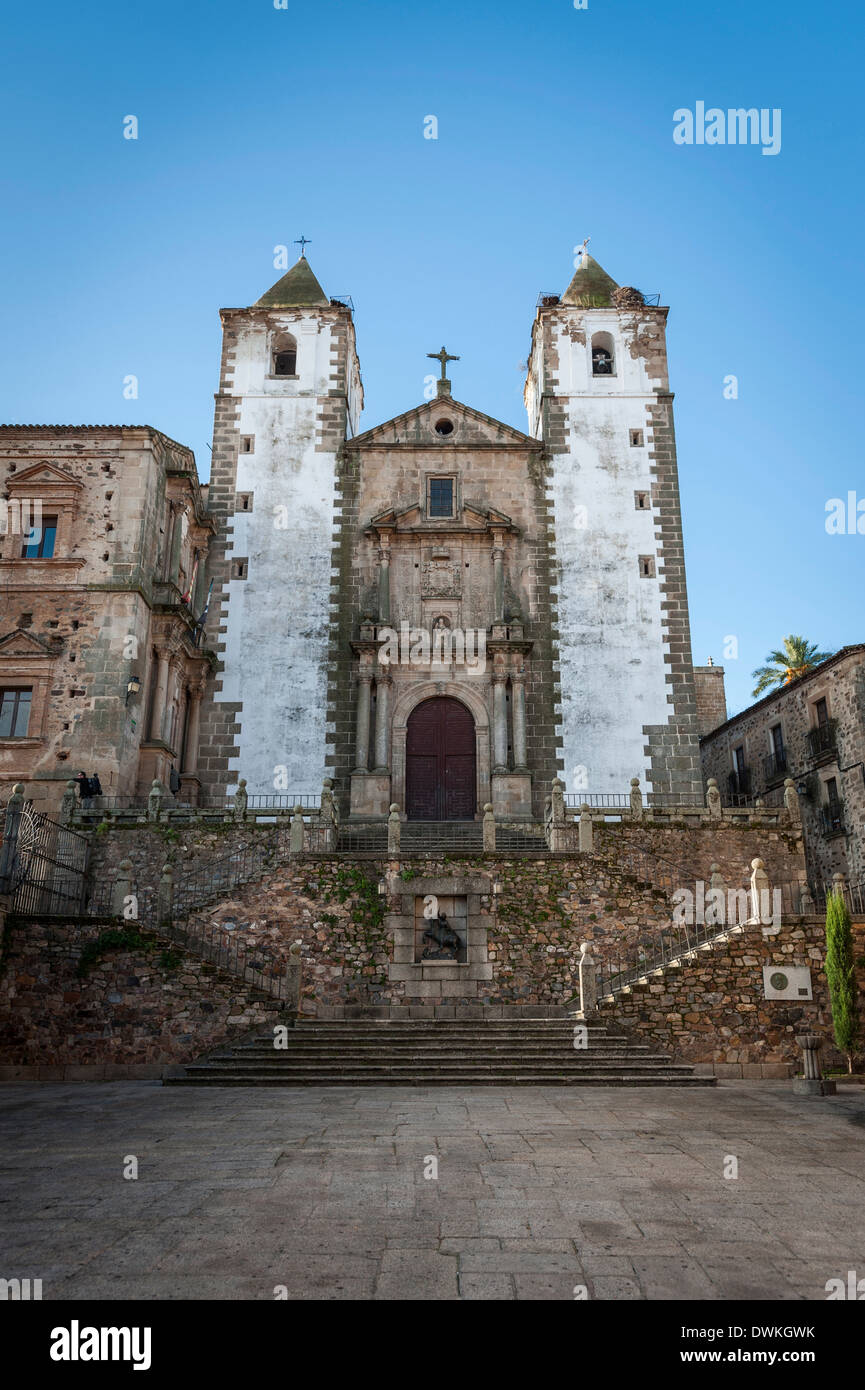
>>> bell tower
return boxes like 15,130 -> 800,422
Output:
197,254 -> 363,801
525,250 -> 702,801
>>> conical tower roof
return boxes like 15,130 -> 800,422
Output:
561,253 -> 619,307
255,256 -> 329,308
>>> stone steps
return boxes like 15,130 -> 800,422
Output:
165,1019 -> 714,1087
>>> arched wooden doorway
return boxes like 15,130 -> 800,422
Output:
405,697 -> 477,820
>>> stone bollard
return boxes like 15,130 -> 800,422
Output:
157,863 -> 174,924
576,941 -> 599,1020
0,783 -> 24,893
284,940 -> 303,1023
320,778 -> 338,850
793,1034 -> 836,1096
578,803 -> 593,853
783,778 -> 801,822
550,777 -> 565,825
147,779 -> 164,822
799,882 -> 815,916
233,777 -> 248,821
59,779 -> 78,826
289,805 -> 306,855
482,803 -> 496,852
387,804 -> 401,855
629,776 -> 643,821
706,777 -> 722,818
749,857 -> 771,924
112,858 -> 135,918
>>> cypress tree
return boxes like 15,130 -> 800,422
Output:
825,890 -> 859,1073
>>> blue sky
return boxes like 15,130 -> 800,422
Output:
1,0 -> 862,716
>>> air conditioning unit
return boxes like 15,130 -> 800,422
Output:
762,965 -> 813,1001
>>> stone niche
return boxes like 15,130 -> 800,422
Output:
387,873 -> 494,1000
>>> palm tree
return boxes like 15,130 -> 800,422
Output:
751,635 -> 834,697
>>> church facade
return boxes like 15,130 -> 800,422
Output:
198,250 -> 703,818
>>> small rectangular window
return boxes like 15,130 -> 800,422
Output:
629,429 -> 644,447
638,555 -> 655,578
231,558 -> 248,580
22,514 -> 58,559
240,436 -> 254,454
428,477 -> 454,518
0,687 -> 32,737
274,350 -> 297,376
814,697 -> 829,726
634,491 -> 650,510
236,493 -> 254,513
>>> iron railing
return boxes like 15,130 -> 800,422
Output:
807,723 -> 837,759
763,751 -> 788,783
819,805 -> 845,836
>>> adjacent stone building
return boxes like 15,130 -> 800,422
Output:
0,426 -> 214,810
700,645 -> 865,889
199,250 -> 704,817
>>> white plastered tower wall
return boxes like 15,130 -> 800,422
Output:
198,258 -> 362,800
525,258 -> 703,800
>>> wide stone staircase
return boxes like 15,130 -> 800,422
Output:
164,1018 -> 715,1087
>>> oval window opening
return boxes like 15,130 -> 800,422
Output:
434,419 -> 454,436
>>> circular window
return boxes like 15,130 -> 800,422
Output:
434,418 -> 454,436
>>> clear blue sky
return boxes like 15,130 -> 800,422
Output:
1,0 -> 862,717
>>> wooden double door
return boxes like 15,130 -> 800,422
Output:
405,697 -> 477,820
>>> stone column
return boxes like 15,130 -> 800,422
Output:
378,544 -> 391,624
184,686 -> 203,773
150,650 -> 170,742
511,669 -> 528,769
491,540 -> 505,623
578,804 -> 594,853
373,672 -> 391,772
354,673 -> 372,772
492,675 -> 508,771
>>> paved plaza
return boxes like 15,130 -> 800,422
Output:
1,1082 -> 863,1301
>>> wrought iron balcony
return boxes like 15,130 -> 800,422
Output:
763,751 -> 788,783
807,722 -> 837,759
820,804 -> 845,836
727,769 -> 751,798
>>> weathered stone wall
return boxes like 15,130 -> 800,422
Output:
524,286 -> 703,802
0,916 -> 283,1079
0,426 -> 212,810
607,915 -> 865,1077
700,646 -> 865,888
198,288 -> 362,802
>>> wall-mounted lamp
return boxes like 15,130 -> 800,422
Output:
796,780 -> 811,800
126,674 -> 141,705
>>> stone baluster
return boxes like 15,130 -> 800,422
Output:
59,779 -> 78,825
482,803 -> 496,852
578,803 -> 594,853
289,805 -> 306,855
112,858 -> 135,918
147,780 -> 164,822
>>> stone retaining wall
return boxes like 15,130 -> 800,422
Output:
0,916 -> 284,1080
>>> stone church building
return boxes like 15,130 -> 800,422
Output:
197,249 -> 703,818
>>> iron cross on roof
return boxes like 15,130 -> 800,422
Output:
427,345 -> 460,380
294,235 -> 311,257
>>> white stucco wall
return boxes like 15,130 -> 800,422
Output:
538,312 -> 674,796
217,311 -> 358,796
